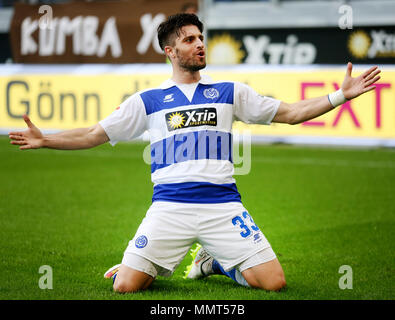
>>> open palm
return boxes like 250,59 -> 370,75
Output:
8,114 -> 44,150
342,62 -> 381,100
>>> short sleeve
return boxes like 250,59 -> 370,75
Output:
233,82 -> 281,125
99,93 -> 147,146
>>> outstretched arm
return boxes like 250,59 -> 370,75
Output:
272,63 -> 381,125
9,114 -> 109,150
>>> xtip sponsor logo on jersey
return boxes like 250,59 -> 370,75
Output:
166,108 -> 217,131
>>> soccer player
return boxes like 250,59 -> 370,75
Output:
9,14 -> 380,293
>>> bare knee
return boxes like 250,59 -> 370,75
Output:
113,279 -> 141,293
246,270 -> 286,291
261,273 -> 286,291
242,259 -> 286,291
112,264 -> 154,293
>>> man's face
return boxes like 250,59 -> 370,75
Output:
168,25 -> 206,72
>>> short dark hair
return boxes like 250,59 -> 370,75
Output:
157,13 -> 203,51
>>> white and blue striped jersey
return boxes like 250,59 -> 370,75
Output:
99,75 -> 281,204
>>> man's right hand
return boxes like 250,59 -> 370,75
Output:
9,114 -> 44,150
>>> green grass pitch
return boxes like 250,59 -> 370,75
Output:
0,135 -> 394,300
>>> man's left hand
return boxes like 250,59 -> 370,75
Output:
342,62 -> 381,100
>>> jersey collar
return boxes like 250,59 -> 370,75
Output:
159,74 -> 214,89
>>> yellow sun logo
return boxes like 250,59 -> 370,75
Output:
167,112 -> 186,129
348,30 -> 371,59
207,34 -> 245,65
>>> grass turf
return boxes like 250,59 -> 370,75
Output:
0,135 -> 394,300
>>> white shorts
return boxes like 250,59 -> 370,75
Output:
122,201 -> 274,276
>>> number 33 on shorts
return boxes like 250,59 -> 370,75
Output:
232,211 -> 261,239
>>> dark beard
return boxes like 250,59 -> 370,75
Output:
180,63 -> 206,72
176,49 -> 206,72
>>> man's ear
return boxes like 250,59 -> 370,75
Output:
164,46 -> 175,61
